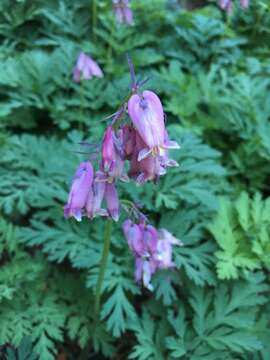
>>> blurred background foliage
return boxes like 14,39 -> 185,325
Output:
0,0 -> 269,359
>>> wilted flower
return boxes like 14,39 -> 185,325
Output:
64,162 -> 94,221
113,0 -> 133,25
73,52 -> 103,82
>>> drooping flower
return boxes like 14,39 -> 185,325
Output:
85,170 -> 120,222
73,52 -> 103,83
219,0 -> 249,12
123,220 -> 181,290
141,224 -> 158,255
128,90 -> 165,152
105,182 -> 119,221
219,0 -> 232,14
100,126 -> 128,182
102,126 -> 115,172
155,229 -> 182,268
128,131 -> 179,184
122,125 -> 136,159
86,178 -> 107,219
123,220 -> 145,256
113,0 -> 133,25
240,0 -> 249,8
64,162 -> 94,221
135,258 -> 157,291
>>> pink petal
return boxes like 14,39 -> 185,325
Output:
128,90 -> 165,149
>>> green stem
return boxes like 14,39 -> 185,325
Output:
94,219 -> 113,318
92,0 -> 97,41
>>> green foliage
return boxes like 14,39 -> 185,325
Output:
0,0 -> 270,359
165,273 -> 269,358
208,192 -> 270,279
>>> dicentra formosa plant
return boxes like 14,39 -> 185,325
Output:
64,57 -> 182,314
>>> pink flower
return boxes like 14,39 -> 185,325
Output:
105,182 -> 119,221
155,229 -> 182,269
64,162 -> 94,221
100,127 -> 128,182
240,0 -> 249,8
102,126 -> 115,172
128,131 -> 179,184
219,0 -> 232,14
135,258 -> 156,291
73,52 -> 103,83
122,125 -> 136,159
128,90 -> 165,151
113,0 -> 133,25
123,220 -> 145,256
142,224 -> 158,254
122,220 -> 182,290
86,179 -> 107,219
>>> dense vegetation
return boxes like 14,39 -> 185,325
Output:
0,0 -> 269,359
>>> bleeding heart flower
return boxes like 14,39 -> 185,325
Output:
73,52 -> 103,82
128,90 -> 165,151
64,162 -> 94,221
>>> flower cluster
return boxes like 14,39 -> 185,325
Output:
123,220 -> 182,290
112,0 -> 133,25
65,56 -> 182,289
218,0 -> 249,14
65,57 -> 179,222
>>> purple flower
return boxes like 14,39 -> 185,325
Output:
86,178 -> 107,219
128,132 -> 160,183
240,0 -> 249,8
102,126 -> 115,172
141,224 -> 158,254
100,127 -> 127,182
122,125 -> 136,159
105,182 -> 119,221
155,229 -> 182,269
73,52 -> 103,83
135,258 -> 156,291
64,162 -> 94,221
113,0 -> 133,25
128,90 -> 165,151
128,131 -> 179,184
123,220 -> 182,290
219,0 -> 232,14
123,220 -> 145,256
86,170 -> 120,222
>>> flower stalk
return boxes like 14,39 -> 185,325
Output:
94,219 -> 113,318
